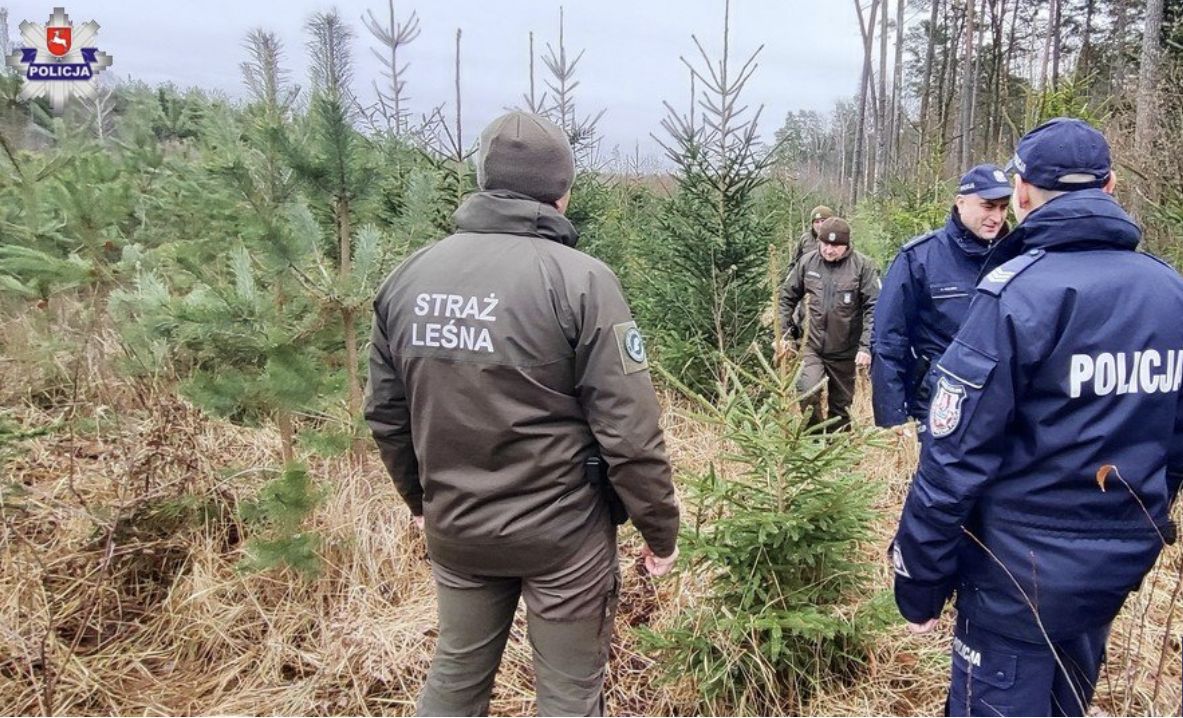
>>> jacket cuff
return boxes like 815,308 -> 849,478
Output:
893,575 -> 953,623
641,529 -> 678,559
400,492 -> 424,517
873,403 -> 909,428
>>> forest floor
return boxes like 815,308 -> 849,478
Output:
0,311 -> 1180,716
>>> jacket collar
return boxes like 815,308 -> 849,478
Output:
453,190 -> 580,248
1008,189 -> 1141,253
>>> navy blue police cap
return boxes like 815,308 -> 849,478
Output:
1006,117 -> 1112,191
957,164 -> 1013,200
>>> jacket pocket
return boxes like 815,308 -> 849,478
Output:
834,280 -> 860,314
952,635 -> 1017,690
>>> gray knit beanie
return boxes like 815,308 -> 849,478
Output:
476,111 -> 575,204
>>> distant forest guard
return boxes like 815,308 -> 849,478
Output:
890,118 -> 1183,717
6,7 -> 113,115
365,111 -> 679,716
777,217 -> 880,431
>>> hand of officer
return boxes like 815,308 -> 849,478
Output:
856,350 -> 872,368
413,515 -> 425,531
642,544 -> 679,577
773,339 -> 795,362
907,618 -> 938,634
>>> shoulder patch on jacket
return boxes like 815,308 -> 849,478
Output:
978,249 -> 1046,296
902,231 -> 938,252
613,321 -> 649,374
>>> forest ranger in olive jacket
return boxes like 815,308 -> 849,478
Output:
366,189 -> 679,573
366,111 -> 680,716
778,217 -> 880,429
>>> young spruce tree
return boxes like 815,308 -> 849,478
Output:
644,0 -> 777,395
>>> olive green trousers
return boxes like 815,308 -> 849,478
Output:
416,527 -> 619,717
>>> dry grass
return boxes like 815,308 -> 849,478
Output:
0,315 -> 1179,716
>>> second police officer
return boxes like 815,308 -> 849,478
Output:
871,164 -> 1019,441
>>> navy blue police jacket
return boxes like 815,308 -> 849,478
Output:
892,189 -> 1183,642
871,210 -> 1018,427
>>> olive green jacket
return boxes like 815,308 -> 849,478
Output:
365,190 -> 679,576
778,248 -> 880,359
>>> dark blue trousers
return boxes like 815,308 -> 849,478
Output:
946,613 -> 1110,717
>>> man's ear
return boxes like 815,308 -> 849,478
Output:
1102,171 -> 1117,195
554,191 -> 572,215
1014,176 -> 1032,210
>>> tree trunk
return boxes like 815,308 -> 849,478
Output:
1079,0 -> 1096,79
968,0 -> 985,160
1050,0 -> 1062,89
987,0 -> 1006,157
1134,0 -> 1165,160
939,7 -> 962,171
1000,0 -> 1020,150
875,0 -> 890,189
1113,0 -> 1131,93
852,0 -> 880,205
337,196 -> 364,461
958,0 -> 976,169
839,119 -> 847,186
891,0 -> 905,172
918,0 -> 941,173
1039,2 -> 1053,91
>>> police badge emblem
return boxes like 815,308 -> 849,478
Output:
7,7 -> 113,115
929,377 -> 967,437
843,291 -> 853,305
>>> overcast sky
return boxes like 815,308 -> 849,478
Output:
6,1 -> 868,158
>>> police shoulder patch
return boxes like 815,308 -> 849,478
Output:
613,321 -> 649,374
929,377 -> 967,438
902,231 -> 938,252
978,249 -> 1045,296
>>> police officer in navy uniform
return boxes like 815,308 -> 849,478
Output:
871,165 -> 1018,440
890,118 -> 1183,716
